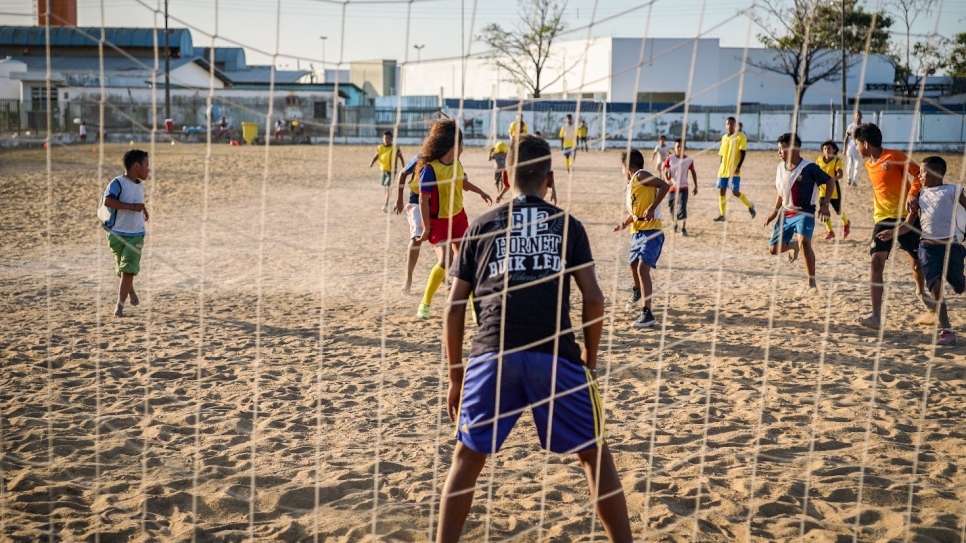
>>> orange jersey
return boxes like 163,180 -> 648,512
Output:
865,149 -> 921,223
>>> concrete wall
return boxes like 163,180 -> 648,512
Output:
0,59 -> 26,99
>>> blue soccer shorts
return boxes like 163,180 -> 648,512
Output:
716,176 -> 741,191
455,351 -> 604,455
769,213 -> 815,246
629,230 -> 664,268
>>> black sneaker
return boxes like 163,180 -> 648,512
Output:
673,224 -> 678,233
633,307 -> 656,328
748,205 -> 757,219
681,227 -> 689,237
713,215 -> 726,222
625,287 -> 641,310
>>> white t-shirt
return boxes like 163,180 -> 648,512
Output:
845,122 -> 861,152
918,184 -> 966,241
663,155 -> 694,191
102,175 -> 146,236
79,124 -> 87,136
653,144 -> 669,166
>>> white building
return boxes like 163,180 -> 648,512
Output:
400,37 -> 895,107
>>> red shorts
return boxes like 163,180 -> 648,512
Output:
428,209 -> 469,246
502,170 -> 509,189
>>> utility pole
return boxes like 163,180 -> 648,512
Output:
413,44 -> 424,63
164,0 -> 170,123
841,0 -> 847,142
320,36 -> 327,83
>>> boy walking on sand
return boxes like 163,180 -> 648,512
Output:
614,149 -> 670,328
370,130 -> 405,213
101,149 -> 150,318
714,117 -> 756,221
438,135 -> 632,542
876,157 -> 966,346
662,138 -> 698,235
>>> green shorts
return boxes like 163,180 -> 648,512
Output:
107,233 -> 144,276
380,171 -> 392,187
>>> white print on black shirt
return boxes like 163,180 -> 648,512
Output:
488,207 -> 563,277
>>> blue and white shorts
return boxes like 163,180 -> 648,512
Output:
769,213 -> 815,246
629,230 -> 664,268
455,351 -> 604,454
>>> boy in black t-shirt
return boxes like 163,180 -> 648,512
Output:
436,135 -> 632,542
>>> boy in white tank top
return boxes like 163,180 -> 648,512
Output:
876,156 -> 966,346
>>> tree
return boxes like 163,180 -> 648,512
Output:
948,32 -> 966,78
887,0 -> 937,76
477,0 -> 569,99
889,38 -> 948,97
750,0 -> 893,106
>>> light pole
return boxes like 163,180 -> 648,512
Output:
840,0 -> 847,142
164,0 -> 170,123
320,35 -> 327,83
413,44 -> 424,63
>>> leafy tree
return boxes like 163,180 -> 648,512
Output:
477,0 -> 569,99
949,32 -> 966,78
750,0 -> 893,106
887,0 -> 937,74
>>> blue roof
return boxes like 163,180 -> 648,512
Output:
222,66 -> 309,85
0,26 -> 193,56
199,47 -> 246,71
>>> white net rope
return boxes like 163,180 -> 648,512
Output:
3,0 -> 963,541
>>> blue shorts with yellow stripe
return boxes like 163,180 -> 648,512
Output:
455,351 -> 604,454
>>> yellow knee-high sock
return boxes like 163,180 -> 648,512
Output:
565,157 -> 572,171
738,193 -> 753,209
824,219 -> 834,232
421,264 -> 446,306
718,195 -> 727,216
839,211 -> 849,225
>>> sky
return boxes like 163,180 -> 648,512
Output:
1,0 -> 963,70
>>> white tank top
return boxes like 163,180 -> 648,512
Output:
918,184 -> 966,241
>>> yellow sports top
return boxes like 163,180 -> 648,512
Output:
376,144 -> 397,172
626,170 -> 663,233
559,124 -> 576,147
508,120 -> 528,138
717,132 -> 747,178
815,155 -> 842,199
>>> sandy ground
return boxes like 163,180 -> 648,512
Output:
1,141 -> 965,542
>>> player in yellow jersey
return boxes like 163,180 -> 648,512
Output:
508,113 -> 528,139
614,149 -> 670,328
558,114 -> 577,172
415,119 -> 493,318
714,117 -> 756,221
369,130 -> 405,213
578,119 -> 589,151
815,140 -> 851,240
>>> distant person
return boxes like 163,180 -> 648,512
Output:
876,156 -> 966,346
79,120 -> 88,142
815,140 -> 851,240
534,130 -> 543,139
763,132 -> 832,296
415,119 -> 492,319
578,119 -> 589,151
508,113 -> 528,139
273,118 -> 286,142
370,130 -> 405,213
662,138 -> 698,236
393,152 -> 424,294
651,134 -> 669,176
844,111 -> 863,186
488,140 -> 509,201
437,134 -> 633,543
853,123 -> 928,330
614,149 -> 670,328
101,149 -> 150,318
558,114 -> 577,172
714,116 -> 756,222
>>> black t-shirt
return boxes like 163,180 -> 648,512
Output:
454,195 -> 594,363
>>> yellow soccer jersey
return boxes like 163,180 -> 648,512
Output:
376,144 -> 397,172
577,125 -> 588,138
815,155 -> 842,199
419,159 -> 465,219
626,170 -> 663,233
717,132 -> 747,178
508,120 -> 528,138
559,124 -> 576,147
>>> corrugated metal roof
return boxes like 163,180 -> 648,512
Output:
198,47 -> 246,71
0,26 -> 193,55
221,67 -> 309,84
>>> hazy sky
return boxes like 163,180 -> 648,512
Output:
1,0 -> 962,69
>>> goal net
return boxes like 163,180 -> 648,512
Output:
1,0 -> 964,541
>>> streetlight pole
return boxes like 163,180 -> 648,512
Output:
319,36 -> 327,83
841,0 -> 847,142
164,0 -> 170,123
413,44 -> 424,63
